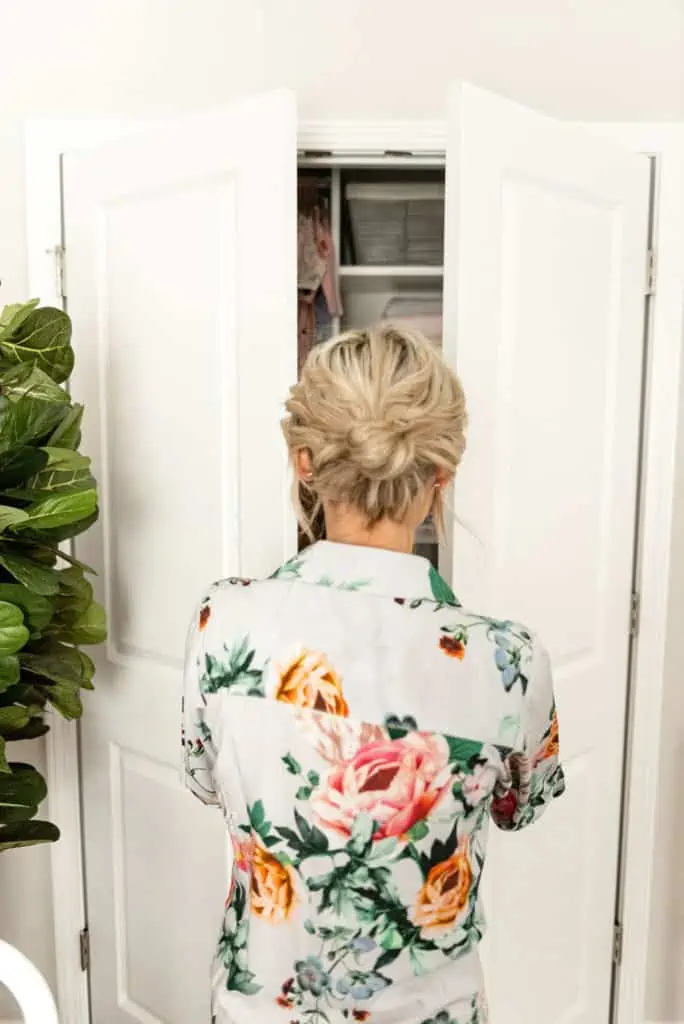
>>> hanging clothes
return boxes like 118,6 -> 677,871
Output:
297,199 -> 342,372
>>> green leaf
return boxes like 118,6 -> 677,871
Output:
0,300 -> 40,336
0,551 -> 60,595
406,820 -> 430,842
0,395 -> 70,456
0,800 -> 38,823
0,446 -> 49,489
374,946 -> 402,972
281,752 -> 301,775
48,404 -> 83,450
55,601 -> 106,646
349,812 -> 375,855
0,601 -> 29,656
307,769 -> 320,786
0,307 -> 74,383
0,706 -> 32,734
15,490 -> 98,532
0,819 -> 60,852
294,807 -> 313,844
20,642 -> 92,687
446,736 -> 483,766
295,785 -> 313,800
0,762 -> 47,807
7,447 -> 95,501
429,565 -> 459,605
248,799 -> 266,832
0,584 -> 54,632
0,506 -> 29,533
1,363 -> 70,405
275,826 -> 304,853
41,681 -> 82,720
379,923 -> 403,950
0,737 -> 7,774
0,718 -> 49,742
0,656 -> 20,694
307,824 -> 329,854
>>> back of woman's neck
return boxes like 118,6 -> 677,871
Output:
324,510 -> 415,555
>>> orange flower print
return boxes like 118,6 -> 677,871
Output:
199,604 -> 211,631
251,845 -> 297,924
533,710 -> 559,767
439,635 -> 465,660
412,839 -> 473,936
269,648 -> 348,716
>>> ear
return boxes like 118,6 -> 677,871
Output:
295,449 -> 314,483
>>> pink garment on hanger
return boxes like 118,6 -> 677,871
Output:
297,206 -> 342,371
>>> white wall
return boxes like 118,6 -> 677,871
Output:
0,0 -> 683,1019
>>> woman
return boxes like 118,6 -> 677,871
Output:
183,325 -> 565,1024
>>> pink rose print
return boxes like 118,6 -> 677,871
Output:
311,732 -> 451,840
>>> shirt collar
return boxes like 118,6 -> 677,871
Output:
274,540 -> 459,605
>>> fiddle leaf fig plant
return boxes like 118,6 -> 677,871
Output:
0,299 -> 106,852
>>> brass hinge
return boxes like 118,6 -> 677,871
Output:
645,248 -> 657,296
630,591 -> 641,638
79,927 -> 90,973
612,922 -> 623,965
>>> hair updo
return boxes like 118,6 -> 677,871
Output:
282,324 -> 467,537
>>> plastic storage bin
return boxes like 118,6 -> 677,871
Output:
346,183 -> 445,266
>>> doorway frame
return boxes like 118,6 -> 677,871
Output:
23,117 -> 684,1024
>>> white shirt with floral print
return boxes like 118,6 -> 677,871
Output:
182,541 -> 565,1024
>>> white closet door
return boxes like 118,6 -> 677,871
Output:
63,91 -> 297,1024
442,84 -> 649,1024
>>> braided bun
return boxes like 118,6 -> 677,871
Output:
282,325 -> 467,534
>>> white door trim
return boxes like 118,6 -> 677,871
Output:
24,115 -> 684,1024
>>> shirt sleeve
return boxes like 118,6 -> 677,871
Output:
181,592 -> 221,807
491,638 -> 566,831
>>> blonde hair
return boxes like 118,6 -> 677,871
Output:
282,324 -> 467,538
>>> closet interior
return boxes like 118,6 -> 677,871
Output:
297,156 -> 446,570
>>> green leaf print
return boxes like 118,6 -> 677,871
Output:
201,636 -> 264,696
446,736 -> 483,768
248,799 -> 272,842
429,565 -> 460,606
282,752 -> 302,775
407,820 -> 430,842
220,878 -> 262,996
349,812 -> 374,855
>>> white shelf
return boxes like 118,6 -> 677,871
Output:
339,265 -> 444,279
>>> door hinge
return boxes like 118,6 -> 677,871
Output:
645,248 -> 657,296
630,591 -> 641,638
79,927 -> 90,973
46,244 -> 66,303
612,922 -> 623,965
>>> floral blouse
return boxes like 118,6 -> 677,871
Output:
182,541 -> 565,1024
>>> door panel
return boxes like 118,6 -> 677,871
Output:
64,90 -> 297,1023
443,84 -> 648,1024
